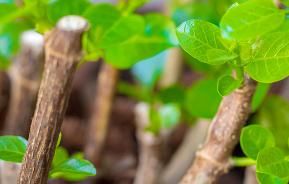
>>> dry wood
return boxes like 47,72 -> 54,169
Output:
85,62 -> 119,167
180,77 -> 257,184
17,16 -> 87,184
4,31 -> 44,137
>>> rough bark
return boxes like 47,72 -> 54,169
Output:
85,62 -> 119,167
161,120 -> 209,184
4,31 -> 44,137
17,16 -> 87,184
180,77 -> 257,184
134,103 -> 163,184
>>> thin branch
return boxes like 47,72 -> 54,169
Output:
85,62 -> 119,167
4,31 -> 44,137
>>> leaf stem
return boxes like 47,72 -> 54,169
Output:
232,157 -> 256,167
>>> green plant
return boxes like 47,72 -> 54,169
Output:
176,0 -> 289,183
0,135 -> 96,181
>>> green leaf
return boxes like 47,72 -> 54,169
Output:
245,32 -> 289,83
49,158 -> 96,181
131,51 -> 166,88
47,0 -> 91,24
253,95 -> 289,153
99,14 -> 145,48
251,83 -> 270,112
0,136 -> 27,163
220,1 -> 285,40
185,79 -> 222,119
159,104 -> 181,129
157,85 -> 185,105
217,75 -> 242,96
144,13 -> 178,46
257,172 -> 288,184
177,19 -> 237,65
241,125 -> 275,160
0,21 -> 29,69
103,13 -> 175,69
52,147 -> 69,167
257,147 -> 289,179
104,36 -> 171,69
0,3 -> 17,17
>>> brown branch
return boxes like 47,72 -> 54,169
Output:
85,62 -> 119,167
134,103 -> 164,184
17,16 -> 88,184
4,31 -> 44,137
180,77 -> 257,184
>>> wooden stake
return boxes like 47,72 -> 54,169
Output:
17,16 -> 88,184
4,31 -> 44,137
180,77 -> 256,184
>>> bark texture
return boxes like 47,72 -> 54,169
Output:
180,77 -> 257,184
85,62 -> 119,167
17,16 -> 87,184
4,31 -> 44,137
134,103 -> 163,184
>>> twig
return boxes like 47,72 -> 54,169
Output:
4,31 -> 44,137
180,77 -> 257,184
243,166 -> 258,184
17,16 -> 88,184
85,62 -> 119,167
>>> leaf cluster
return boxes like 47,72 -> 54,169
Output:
0,135 -> 96,181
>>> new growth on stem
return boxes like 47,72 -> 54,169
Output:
18,16 -> 88,184
181,77 -> 257,184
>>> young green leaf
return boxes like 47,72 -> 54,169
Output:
176,19 -> 237,65
257,172 -> 288,184
217,75 -> 242,96
245,32 -> 289,83
0,136 -> 27,163
131,51 -> 166,89
52,147 -> 69,167
253,95 -> 289,153
99,14 -> 145,48
47,0 -> 91,24
104,35 -> 172,69
157,85 -> 185,105
185,79 -> 222,119
257,147 -> 289,180
159,104 -> 181,129
220,1 -> 285,40
241,125 -> 275,160
49,158 -> 96,181
251,83 -> 270,112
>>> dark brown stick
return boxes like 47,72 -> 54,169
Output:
17,16 -> 87,184
85,62 -> 119,167
4,31 -> 44,137
180,77 -> 256,184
